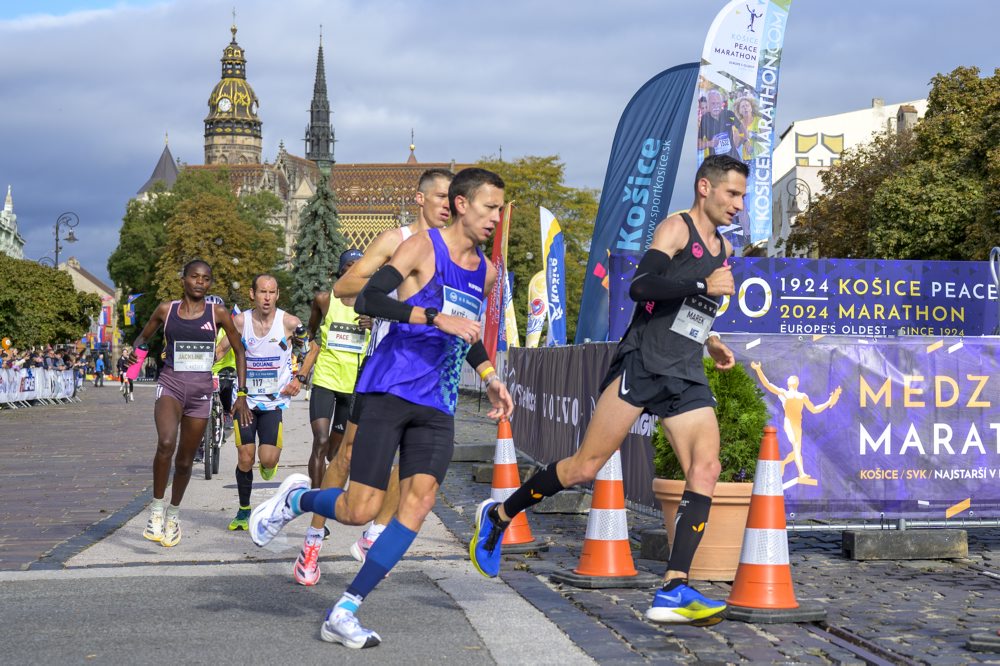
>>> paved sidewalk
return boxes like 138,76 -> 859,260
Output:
0,390 -> 590,664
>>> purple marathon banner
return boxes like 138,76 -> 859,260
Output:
727,333 -> 1000,519
715,257 -> 1000,337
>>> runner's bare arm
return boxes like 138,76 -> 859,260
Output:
333,229 -> 399,299
216,304 -> 252,426
128,302 -> 170,363
214,312 -> 243,359
280,311 -> 305,396
295,292 -> 329,381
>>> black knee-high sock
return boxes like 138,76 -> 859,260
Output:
236,467 -> 253,507
501,463 -> 564,520
666,490 -> 712,576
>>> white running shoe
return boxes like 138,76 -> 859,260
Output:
161,514 -> 181,547
142,509 -> 164,542
249,473 -> 311,547
320,609 -> 381,649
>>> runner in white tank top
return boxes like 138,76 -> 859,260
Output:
214,275 -> 303,532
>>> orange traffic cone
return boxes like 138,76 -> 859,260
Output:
551,451 -> 658,589
726,426 -> 826,623
490,418 -> 545,554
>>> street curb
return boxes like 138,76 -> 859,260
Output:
28,488 -> 153,570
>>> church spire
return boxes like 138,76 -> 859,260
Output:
305,30 -> 334,172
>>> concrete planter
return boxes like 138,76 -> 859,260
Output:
652,478 -> 753,582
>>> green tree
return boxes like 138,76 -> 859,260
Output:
108,182 -> 172,346
288,176 -> 347,319
109,169 -> 285,352
786,66 -> 1000,260
476,156 -> 598,343
154,192 -> 282,309
0,255 -> 101,346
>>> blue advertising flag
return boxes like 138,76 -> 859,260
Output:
539,206 -> 567,346
575,63 -> 699,344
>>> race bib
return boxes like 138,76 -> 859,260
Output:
442,286 -> 482,321
327,322 -> 365,354
669,295 -> 719,343
247,357 -> 281,395
173,341 -> 214,372
713,131 -> 732,155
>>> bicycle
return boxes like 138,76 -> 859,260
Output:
120,378 -> 133,403
203,368 -> 236,479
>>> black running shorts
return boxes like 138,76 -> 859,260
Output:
235,408 -> 284,448
600,348 -> 716,419
309,385 -> 352,434
350,392 -> 454,490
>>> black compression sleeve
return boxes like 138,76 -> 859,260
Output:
629,249 -> 709,302
465,341 -> 489,369
355,266 -> 414,323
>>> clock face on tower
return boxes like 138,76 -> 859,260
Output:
217,97 -> 232,112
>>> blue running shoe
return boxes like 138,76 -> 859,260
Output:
645,582 -> 726,623
470,500 -> 506,578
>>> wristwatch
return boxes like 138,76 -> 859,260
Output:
236,386 -> 248,396
424,307 -> 439,327
295,374 -> 309,384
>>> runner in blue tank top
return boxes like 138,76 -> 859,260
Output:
248,168 -> 514,650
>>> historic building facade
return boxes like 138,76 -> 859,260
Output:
136,23 -> 469,258
0,186 -> 26,259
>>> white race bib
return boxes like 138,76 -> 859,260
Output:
173,341 -> 214,372
327,322 -> 365,354
669,295 -> 719,343
442,286 -> 482,321
247,370 -> 279,395
713,131 -> 731,155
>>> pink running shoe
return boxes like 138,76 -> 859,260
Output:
293,540 -> 322,586
349,535 -> 373,563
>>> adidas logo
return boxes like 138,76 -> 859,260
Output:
200,322 -> 214,331
199,395 -> 209,400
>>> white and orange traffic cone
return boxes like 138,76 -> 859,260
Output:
726,426 -> 826,623
490,418 -> 546,554
551,451 -> 658,588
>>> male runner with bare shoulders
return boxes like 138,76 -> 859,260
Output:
290,168 -> 453,585
215,274 -> 303,531
250,168 -> 513,648
471,155 -> 746,624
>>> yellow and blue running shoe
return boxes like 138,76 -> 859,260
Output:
645,581 -> 726,623
228,506 -> 251,531
470,500 -> 506,578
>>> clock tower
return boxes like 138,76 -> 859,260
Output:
204,23 -> 262,165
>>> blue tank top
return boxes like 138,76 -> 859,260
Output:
356,228 -> 487,415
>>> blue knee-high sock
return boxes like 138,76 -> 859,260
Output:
295,488 -> 343,519
346,518 -> 416,599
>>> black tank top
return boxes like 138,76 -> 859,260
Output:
619,213 -> 727,384
163,300 -> 217,371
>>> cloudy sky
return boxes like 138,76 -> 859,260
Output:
0,0 -> 996,285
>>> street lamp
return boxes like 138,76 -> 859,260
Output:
53,212 -> 80,266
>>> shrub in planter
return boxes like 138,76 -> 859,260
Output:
652,357 -> 769,482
